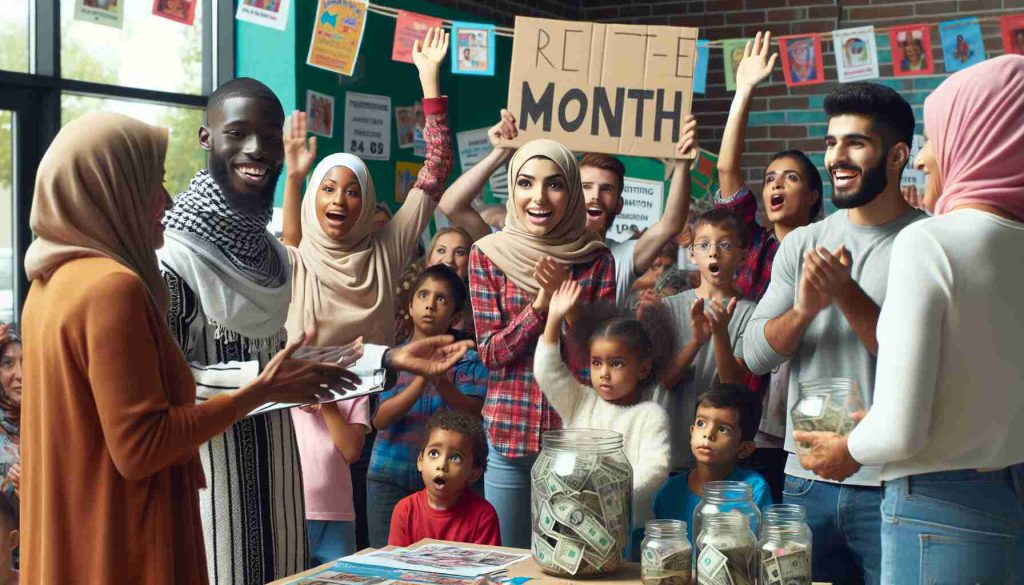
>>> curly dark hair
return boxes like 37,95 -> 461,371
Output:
421,410 -> 488,471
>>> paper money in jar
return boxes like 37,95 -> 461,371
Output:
761,543 -> 811,585
696,514 -> 757,585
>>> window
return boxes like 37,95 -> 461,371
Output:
0,111 -> 14,323
0,0 -> 31,73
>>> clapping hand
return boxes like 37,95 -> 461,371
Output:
690,298 -> 712,345
534,256 -> 570,309
705,297 -> 738,338
294,336 -> 364,368
803,245 -> 853,298
548,280 -> 582,326
736,31 -> 778,92
284,111 -> 317,180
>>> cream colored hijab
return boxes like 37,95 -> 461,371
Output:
286,153 -> 392,345
25,112 -> 170,314
474,139 -> 607,295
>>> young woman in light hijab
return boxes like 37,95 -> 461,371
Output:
19,112 -> 355,584
468,138 -> 615,548
794,55 -> 1024,584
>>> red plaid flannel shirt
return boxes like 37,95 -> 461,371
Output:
469,248 -> 616,458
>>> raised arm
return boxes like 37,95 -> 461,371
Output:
718,31 -> 778,199
281,111 -> 318,247
633,116 -> 697,275
534,281 -> 585,420
706,298 -> 750,384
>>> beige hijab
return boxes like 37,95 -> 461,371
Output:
25,112 -> 170,314
474,139 -> 607,295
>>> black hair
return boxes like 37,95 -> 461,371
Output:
410,264 -> 468,315
421,410 -> 488,470
0,491 -> 16,530
768,150 -> 824,221
692,207 -> 751,248
824,82 -> 915,150
695,383 -> 763,441
206,78 -> 284,124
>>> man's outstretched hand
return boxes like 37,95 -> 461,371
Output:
386,335 -> 475,377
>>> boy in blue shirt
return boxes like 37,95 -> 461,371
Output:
653,384 -> 773,542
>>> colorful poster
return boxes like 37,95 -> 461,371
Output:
693,40 -> 710,94
392,10 -> 443,64
395,106 -> 417,148
307,0 -> 369,77
999,15 -> 1024,56
412,102 -> 426,157
779,34 -> 825,87
890,24 -> 935,76
306,90 -> 335,138
73,0 -> 124,29
455,127 -> 508,200
901,134 -> 926,192
939,18 -> 985,72
152,0 -> 196,25
235,0 -> 291,31
722,39 -> 747,92
344,92 -> 391,161
608,177 -> 665,243
451,22 -> 495,76
832,26 -> 880,82
395,162 -> 424,203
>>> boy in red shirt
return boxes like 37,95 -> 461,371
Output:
388,411 -> 501,547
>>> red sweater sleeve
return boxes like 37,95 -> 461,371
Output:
415,97 -> 452,201
388,495 -> 414,547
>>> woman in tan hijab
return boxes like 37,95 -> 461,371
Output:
19,112 -> 355,584
467,138 -> 615,548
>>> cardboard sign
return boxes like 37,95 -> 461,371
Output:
392,10 -> 443,64
608,177 -> 665,243
344,92 -> 391,161
890,24 -> 935,77
235,0 -> 291,31
833,26 -> 880,82
506,17 -> 699,160
307,0 -> 369,77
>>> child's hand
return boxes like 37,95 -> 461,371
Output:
413,27 -> 449,98
735,31 -> 778,92
673,115 -> 699,169
690,298 -> 712,345
488,109 -> 519,151
284,111 -> 317,180
548,280 -> 581,325
706,297 -> 738,337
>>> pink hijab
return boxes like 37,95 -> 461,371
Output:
925,54 -> 1024,217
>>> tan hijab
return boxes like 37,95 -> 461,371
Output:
474,139 -> 607,295
25,112 -> 170,314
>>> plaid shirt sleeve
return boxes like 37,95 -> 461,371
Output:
469,247 -> 546,370
714,184 -> 758,228
414,97 -> 453,201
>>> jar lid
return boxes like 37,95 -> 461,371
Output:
541,429 -> 624,452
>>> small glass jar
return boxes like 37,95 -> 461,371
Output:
759,505 -> 812,585
692,480 -> 762,551
641,519 -> 692,585
791,378 -> 865,454
530,429 -> 632,577
695,513 -> 757,585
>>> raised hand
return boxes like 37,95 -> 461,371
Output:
413,27 -> 450,99
690,298 -> 712,345
388,335 -> 475,377
488,108 -> 519,150
736,30 -> 778,92
706,297 -> 738,337
675,115 -> 699,160
548,280 -> 582,325
284,111 -> 317,180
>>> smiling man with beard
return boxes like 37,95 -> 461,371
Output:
741,82 -> 924,585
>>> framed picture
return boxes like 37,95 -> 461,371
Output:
152,0 -> 196,25
451,22 -> 495,76
721,38 -> 747,92
778,34 -> 826,87
1000,15 -> 1024,56
890,25 -> 935,76
939,18 -> 986,72
306,90 -> 334,138
234,0 -> 291,31
832,26 -> 880,82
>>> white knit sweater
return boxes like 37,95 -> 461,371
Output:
534,340 -> 671,527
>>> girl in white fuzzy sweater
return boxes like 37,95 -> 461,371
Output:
534,280 -> 672,531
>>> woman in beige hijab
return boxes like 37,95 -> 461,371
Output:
467,138 -> 615,548
19,112 -> 354,584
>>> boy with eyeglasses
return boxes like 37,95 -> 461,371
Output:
653,208 -> 756,472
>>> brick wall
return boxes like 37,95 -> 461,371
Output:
428,0 -> 577,26
580,0 -> 1019,209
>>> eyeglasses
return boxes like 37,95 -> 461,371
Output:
690,242 -> 740,255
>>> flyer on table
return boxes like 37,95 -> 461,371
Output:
307,0 -> 369,77
235,0 -> 291,31
344,92 -> 392,161
832,26 -> 880,82
73,0 -> 124,29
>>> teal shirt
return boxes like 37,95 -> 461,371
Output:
652,467 -> 773,543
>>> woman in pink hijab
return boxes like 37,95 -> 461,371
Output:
794,55 -> 1024,583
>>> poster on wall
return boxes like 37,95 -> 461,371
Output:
455,127 -> 508,201
1001,15 -> 1024,55
73,0 -> 124,29
395,162 -> 424,203
306,90 -> 335,138
889,24 -> 935,77
451,22 -> 496,76
344,92 -> 391,161
778,34 -> 825,87
235,0 -> 291,31
939,18 -> 985,72
393,11 -> 443,64
307,0 -> 369,77
832,26 -> 880,82
153,0 -> 196,26
607,177 -> 665,243
901,134 -> 926,192
693,40 -> 710,94
395,106 -> 417,148
722,39 -> 747,92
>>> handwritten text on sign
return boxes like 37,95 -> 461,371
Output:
506,17 -> 698,160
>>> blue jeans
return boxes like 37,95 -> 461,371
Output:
365,478 -> 417,549
307,520 -> 356,567
880,466 -> 1024,584
484,446 -> 537,549
783,475 -> 881,585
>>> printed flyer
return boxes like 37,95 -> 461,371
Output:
307,0 -> 369,77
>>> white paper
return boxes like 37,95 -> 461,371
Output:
832,26 -> 880,82
608,177 -> 665,243
344,92 -> 392,162
341,543 -> 530,578
901,134 -> 926,191
455,127 -> 509,201
235,0 -> 291,31
247,350 -> 387,416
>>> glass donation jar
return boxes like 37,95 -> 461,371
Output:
758,504 -> 812,585
692,480 -> 762,551
791,378 -> 865,454
641,519 -> 692,585
695,512 -> 757,585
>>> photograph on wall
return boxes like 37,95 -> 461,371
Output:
778,34 -> 825,87
395,106 -> 417,148
721,38 -> 747,92
307,0 -> 369,77
832,26 -> 880,82
693,40 -> 710,94
395,162 -> 424,203
939,18 -> 985,72
451,22 -> 495,76
392,10 -> 443,64
889,24 -> 935,76
235,0 -> 291,31
73,0 -> 124,29
306,90 -> 335,138
152,0 -> 196,25
1000,14 -> 1024,56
